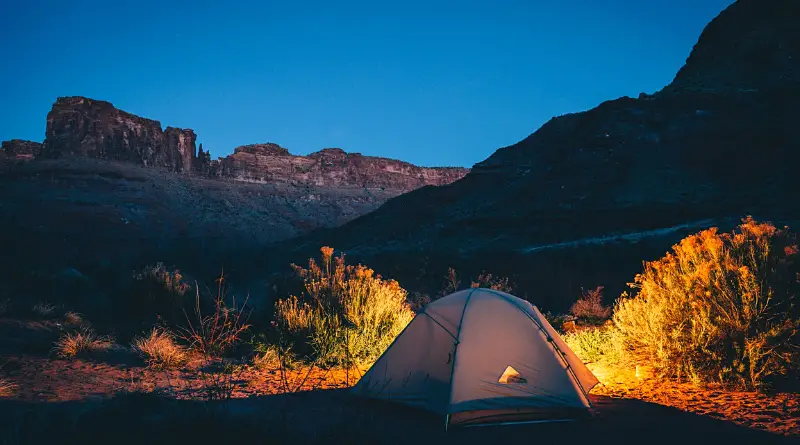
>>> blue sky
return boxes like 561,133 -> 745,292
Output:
0,0 -> 733,167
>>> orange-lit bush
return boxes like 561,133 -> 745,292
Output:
613,217 -> 799,388
274,246 -> 414,366
570,285 -> 611,324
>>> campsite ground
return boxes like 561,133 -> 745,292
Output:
1,318 -> 797,444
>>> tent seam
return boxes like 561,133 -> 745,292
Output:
444,288 -> 477,429
419,311 -> 458,341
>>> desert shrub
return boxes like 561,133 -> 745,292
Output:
131,328 -> 188,369
63,311 -> 85,327
563,324 -> 621,364
570,286 -> 611,324
470,271 -> 517,293
120,263 -> 193,329
543,312 -> 576,331
274,246 -> 414,366
53,327 -> 113,359
251,343 -> 281,371
32,301 -> 57,318
133,262 -> 191,297
438,267 -> 516,297
407,292 -> 431,312
178,276 -> 251,359
439,267 -> 461,297
613,217 -> 800,389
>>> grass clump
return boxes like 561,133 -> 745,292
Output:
274,246 -> 414,366
613,217 -> 800,389
131,328 -> 188,369
53,327 -> 114,359
0,377 -> 15,397
63,311 -> 85,326
32,301 -> 57,319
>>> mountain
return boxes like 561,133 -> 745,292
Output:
271,0 -> 800,311
0,98 -> 467,296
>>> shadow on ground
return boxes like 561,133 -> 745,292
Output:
0,388 -> 793,445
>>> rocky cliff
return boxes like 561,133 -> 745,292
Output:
0,139 -> 42,160
214,143 -> 467,191
31,97 -> 468,190
273,0 -> 800,311
42,96 -> 197,173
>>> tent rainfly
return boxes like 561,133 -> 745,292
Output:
351,288 -> 600,429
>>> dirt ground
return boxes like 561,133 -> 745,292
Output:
0,318 -> 797,444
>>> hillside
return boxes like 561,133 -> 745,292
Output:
271,0 -> 800,310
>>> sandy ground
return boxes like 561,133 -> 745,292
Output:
0,318 -> 797,444
587,363 -> 800,437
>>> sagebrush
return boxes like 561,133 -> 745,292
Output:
274,246 -> 414,366
613,217 -> 799,388
570,286 -> 611,324
563,324 -> 622,365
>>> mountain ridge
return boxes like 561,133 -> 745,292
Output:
266,0 -> 800,310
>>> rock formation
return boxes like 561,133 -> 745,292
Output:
28,97 -> 468,190
214,143 -> 467,191
41,96 -> 197,173
0,139 -> 42,160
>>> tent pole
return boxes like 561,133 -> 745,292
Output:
444,289 -> 476,433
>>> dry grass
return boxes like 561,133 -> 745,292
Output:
613,217 -> 800,388
53,327 -> 114,359
178,274 -> 251,359
470,270 -> 516,293
131,328 -> 188,370
0,377 -> 15,397
274,246 -> 414,366
133,262 -> 191,297
63,311 -> 85,326
251,344 -> 281,371
32,301 -> 57,318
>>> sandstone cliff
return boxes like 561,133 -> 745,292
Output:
31,97 -> 468,190
42,96 -> 197,173
214,143 -> 467,191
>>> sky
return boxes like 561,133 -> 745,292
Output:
0,0 -> 734,167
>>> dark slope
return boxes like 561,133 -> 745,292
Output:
268,0 -> 800,310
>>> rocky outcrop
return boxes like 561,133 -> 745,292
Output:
214,143 -> 468,191
38,98 -> 468,189
42,96 -> 197,173
0,139 -> 42,160
275,0 -> 800,311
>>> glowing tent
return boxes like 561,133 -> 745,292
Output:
352,288 -> 599,428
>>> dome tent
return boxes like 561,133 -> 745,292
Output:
351,288 -> 599,429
